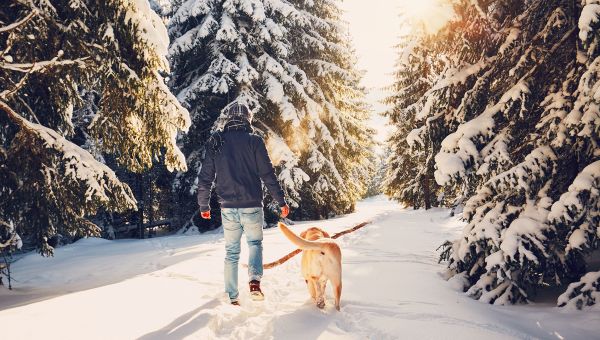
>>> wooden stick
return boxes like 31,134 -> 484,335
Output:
262,221 -> 371,269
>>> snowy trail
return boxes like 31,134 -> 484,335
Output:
1,197 -> 598,339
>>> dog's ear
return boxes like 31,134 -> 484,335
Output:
322,230 -> 331,238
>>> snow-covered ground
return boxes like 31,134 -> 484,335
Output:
1,197 -> 598,339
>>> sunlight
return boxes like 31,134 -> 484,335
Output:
398,0 -> 455,34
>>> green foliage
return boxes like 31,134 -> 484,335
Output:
0,0 -> 189,255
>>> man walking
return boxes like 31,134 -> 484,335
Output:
197,102 -> 289,306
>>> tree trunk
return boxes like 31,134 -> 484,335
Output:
148,172 -> 154,238
137,173 -> 144,239
422,175 -> 431,210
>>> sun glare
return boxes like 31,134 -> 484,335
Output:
399,0 -> 455,34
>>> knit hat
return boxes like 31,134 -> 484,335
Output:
226,102 -> 253,122
209,101 -> 254,153
212,101 -> 254,133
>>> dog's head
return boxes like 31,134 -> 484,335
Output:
299,227 -> 330,241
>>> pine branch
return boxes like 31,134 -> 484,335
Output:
0,54 -> 89,99
0,9 -> 37,33
1,56 -> 89,73
0,99 -> 28,128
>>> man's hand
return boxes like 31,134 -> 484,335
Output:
200,211 -> 211,219
280,205 -> 289,218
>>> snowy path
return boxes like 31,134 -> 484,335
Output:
0,197 -> 598,339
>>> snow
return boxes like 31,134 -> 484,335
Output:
558,271 -> 600,311
498,28 -> 520,55
125,0 -> 171,67
579,3 -> 600,42
1,197 -> 598,339
265,133 -> 310,202
19,116 -> 136,208
0,221 -> 22,250
434,82 -> 531,185
431,59 -> 488,91
548,160 -> 600,223
172,0 -> 212,25
216,13 -> 238,42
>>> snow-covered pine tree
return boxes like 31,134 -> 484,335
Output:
364,150 -> 387,198
0,0 -> 190,255
288,0 -> 374,218
383,24 -> 443,209
168,0 -> 373,224
168,0 -> 315,226
426,0 -> 599,306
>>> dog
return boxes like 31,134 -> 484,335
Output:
278,222 -> 342,311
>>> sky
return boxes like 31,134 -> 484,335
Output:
341,0 -> 455,150
341,0 -> 401,148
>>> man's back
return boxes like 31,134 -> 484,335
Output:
197,126 -> 286,211
213,131 -> 266,208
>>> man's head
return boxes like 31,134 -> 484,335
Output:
226,102 -> 253,124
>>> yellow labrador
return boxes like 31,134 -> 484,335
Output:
278,222 -> 342,311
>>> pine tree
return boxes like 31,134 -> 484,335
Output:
168,0 -> 373,224
289,0 -> 374,218
168,0 -> 313,227
364,150 -> 387,198
0,0 -> 190,255
387,0 -> 599,306
383,24 -> 441,209
436,0 -> 596,305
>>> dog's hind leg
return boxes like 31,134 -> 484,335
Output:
315,279 -> 326,309
307,277 -> 324,309
331,274 -> 342,311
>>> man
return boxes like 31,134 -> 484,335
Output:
197,102 -> 290,306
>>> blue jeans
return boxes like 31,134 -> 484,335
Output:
221,207 -> 264,301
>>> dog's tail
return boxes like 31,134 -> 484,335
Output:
278,222 -> 326,251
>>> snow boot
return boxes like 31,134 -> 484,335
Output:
231,299 -> 240,306
249,280 -> 264,301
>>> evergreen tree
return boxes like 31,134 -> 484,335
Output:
168,0 -> 373,225
387,0 -> 599,306
0,0 -> 190,255
168,0 -> 312,227
289,0 -> 374,218
364,150 -> 387,198
383,24 -> 441,209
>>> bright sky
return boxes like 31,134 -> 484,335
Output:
341,0 -> 454,150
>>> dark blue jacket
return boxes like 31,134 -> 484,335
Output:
197,128 -> 287,211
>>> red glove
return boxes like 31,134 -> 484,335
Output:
200,211 -> 211,219
280,205 -> 289,218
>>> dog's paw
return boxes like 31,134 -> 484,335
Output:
316,299 -> 325,309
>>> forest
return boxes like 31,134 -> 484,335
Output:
0,0 -> 598,313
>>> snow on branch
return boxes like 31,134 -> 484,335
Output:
1,55 -> 89,73
0,49 -> 89,100
431,59 -> 490,92
549,161 -> 600,255
579,2 -> 600,42
0,221 -> 22,251
123,0 -> 171,70
434,81 -> 530,185
0,100 -> 137,209
264,132 -> 309,207
558,271 -> 600,310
